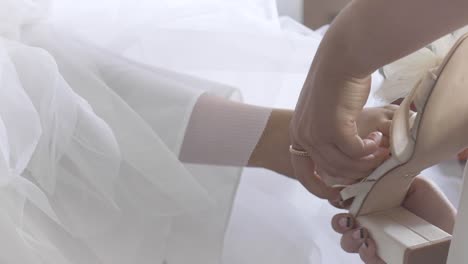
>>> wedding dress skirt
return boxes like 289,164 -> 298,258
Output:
0,0 -> 392,263
0,1 -> 253,263
0,0 -> 327,263
1,27 -> 248,264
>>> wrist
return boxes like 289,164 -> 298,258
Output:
311,19 -> 375,81
249,109 -> 295,178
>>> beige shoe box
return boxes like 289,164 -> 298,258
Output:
358,207 -> 451,264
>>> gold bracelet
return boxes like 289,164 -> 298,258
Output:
289,145 -> 310,157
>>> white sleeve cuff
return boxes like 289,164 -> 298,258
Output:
180,94 -> 272,166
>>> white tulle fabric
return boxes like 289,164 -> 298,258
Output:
0,0 -> 260,263
0,0 -> 358,263
48,0 -> 320,108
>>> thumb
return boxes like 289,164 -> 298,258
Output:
337,131 -> 382,158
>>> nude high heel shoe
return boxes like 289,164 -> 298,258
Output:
341,33 -> 468,264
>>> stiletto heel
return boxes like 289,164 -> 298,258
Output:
341,33 -> 468,264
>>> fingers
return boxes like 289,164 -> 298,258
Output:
332,177 -> 455,264
341,228 -> 369,253
359,238 -> 386,264
363,146 -> 390,163
331,213 -> 354,234
337,132 -> 379,158
312,150 -> 368,185
367,131 -> 384,146
313,134 -> 390,185
292,104 -> 396,189
340,105 -> 396,158
377,120 -> 392,137
358,132 -> 390,168
360,132 -> 389,161
322,138 -> 383,172
380,136 -> 390,148
290,155 -> 340,200
331,214 -> 386,264
357,106 -> 396,139
336,131 -> 388,161
328,196 -> 353,210
331,214 -> 368,253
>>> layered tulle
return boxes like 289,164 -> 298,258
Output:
0,1 -> 360,263
0,0 -> 249,260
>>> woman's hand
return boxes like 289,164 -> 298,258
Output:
290,85 -> 395,188
290,105 -> 395,199
290,0 -> 468,187
290,67 -> 389,186
331,177 -> 456,264
249,108 -> 342,199
356,105 -> 397,147
251,105 -> 395,199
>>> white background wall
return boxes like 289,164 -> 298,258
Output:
276,0 -> 303,22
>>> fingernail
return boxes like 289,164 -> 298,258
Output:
360,240 -> 369,251
363,140 -> 378,153
339,217 -> 351,228
369,132 -> 383,141
371,131 -> 383,139
353,228 -> 365,240
364,139 -> 376,146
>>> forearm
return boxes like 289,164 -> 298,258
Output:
180,94 -> 295,178
315,0 -> 468,78
248,108 -> 295,178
